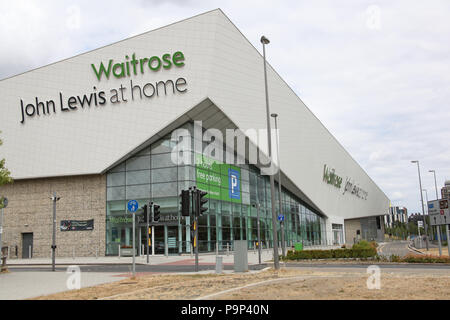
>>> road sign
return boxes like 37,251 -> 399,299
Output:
2,197 -> 8,208
418,221 -> 423,228
277,214 -> 284,222
428,199 -> 450,226
127,200 -> 139,213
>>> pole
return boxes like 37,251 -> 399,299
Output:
418,223 -> 422,248
51,192 -> 57,271
430,170 -> 442,255
132,206 -> 136,278
147,203 -> 150,264
261,37 -> 280,270
436,225 -> 442,256
0,207 -> 3,250
431,170 -> 439,200
446,225 -> 450,257
413,161 -> 429,250
273,115 -> 285,257
191,187 -> 199,272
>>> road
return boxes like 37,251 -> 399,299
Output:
7,263 -> 267,273
378,241 -> 413,257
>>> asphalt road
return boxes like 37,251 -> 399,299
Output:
378,241 -> 412,257
7,263 -> 268,273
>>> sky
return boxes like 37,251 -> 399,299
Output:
1,0 -> 449,215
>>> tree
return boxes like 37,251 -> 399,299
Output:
0,131 -> 13,208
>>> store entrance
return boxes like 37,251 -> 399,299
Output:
140,225 -> 179,255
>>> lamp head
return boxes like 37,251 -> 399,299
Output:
411,160 -> 418,164
271,113 -> 278,118
260,36 -> 270,44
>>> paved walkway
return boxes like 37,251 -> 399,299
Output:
0,271 -> 127,300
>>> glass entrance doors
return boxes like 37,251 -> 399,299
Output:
140,225 -> 179,255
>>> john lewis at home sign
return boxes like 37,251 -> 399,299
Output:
323,164 -> 368,200
19,51 -> 187,124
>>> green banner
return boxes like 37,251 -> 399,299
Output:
195,154 -> 241,203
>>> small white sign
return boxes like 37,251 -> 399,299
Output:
418,221 -> 423,228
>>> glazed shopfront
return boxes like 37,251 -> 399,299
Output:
105,122 -> 327,256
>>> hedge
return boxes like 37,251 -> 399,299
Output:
397,254 -> 450,264
284,247 -> 377,260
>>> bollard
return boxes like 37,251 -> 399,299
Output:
216,256 -> 223,274
28,245 -> 31,259
226,243 -> 229,256
118,244 -> 121,258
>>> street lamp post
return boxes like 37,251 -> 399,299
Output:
429,170 -> 439,200
411,161 -> 429,250
261,35 -> 280,270
271,113 -> 285,257
51,192 -> 60,271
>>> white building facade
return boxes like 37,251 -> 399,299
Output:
0,9 -> 389,258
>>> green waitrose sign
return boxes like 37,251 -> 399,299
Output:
195,154 -> 242,203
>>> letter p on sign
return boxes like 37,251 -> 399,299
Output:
228,168 -> 240,200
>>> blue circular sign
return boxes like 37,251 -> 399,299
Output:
277,214 -> 284,222
127,200 -> 139,213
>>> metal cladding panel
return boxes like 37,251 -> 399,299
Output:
206,11 -> 390,220
0,9 -> 389,220
0,11 -> 217,179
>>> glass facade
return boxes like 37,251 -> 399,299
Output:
105,122 -> 327,255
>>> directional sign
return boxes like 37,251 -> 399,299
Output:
428,199 -> 450,226
127,200 -> 139,213
277,214 -> 285,222
418,221 -> 423,228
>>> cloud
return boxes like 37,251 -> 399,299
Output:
1,0 -> 449,215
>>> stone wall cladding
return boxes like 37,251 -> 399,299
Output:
344,218 -> 362,246
0,175 -> 106,258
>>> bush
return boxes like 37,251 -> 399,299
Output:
284,247 -> 377,260
401,254 -> 450,263
352,240 -> 377,250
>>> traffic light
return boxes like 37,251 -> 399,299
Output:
196,189 -> 208,216
181,190 -> 190,217
142,204 -> 148,222
153,204 -> 161,222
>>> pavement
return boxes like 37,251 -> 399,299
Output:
0,271 -> 126,300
